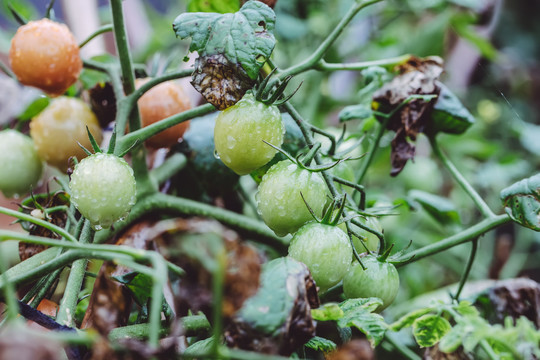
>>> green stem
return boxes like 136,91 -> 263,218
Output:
110,0 -> 153,194
78,24 -> 113,48
0,251 -> 19,322
148,253 -> 167,348
384,332 -> 421,360
429,136 -> 496,219
116,103 -> 215,154
452,238 -> 478,301
0,61 -> 15,79
108,314 -> 210,341
56,220 -> 94,327
150,152 -> 188,186
315,54 -> 412,71
137,193 -> 288,252
480,339 -> 500,360
27,268 -> 63,308
356,116 -> 389,184
0,206 -> 77,243
211,251 -> 226,356
276,0 -> 384,80
394,214 -> 510,266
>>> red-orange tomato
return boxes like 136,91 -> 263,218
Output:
136,79 -> 192,148
9,18 -> 82,97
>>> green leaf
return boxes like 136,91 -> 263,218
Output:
500,173 -> 540,231
17,96 -> 50,121
408,190 -> 461,226
173,0 -> 276,80
451,13 -> 498,60
311,303 -> 344,322
187,0 -> 240,13
389,307 -> 433,332
438,323 -> 464,354
184,337 -> 215,357
412,314 -> 452,348
429,82 -> 475,135
339,104 -> 373,123
304,336 -> 337,353
336,298 -> 387,347
112,272 -> 153,306
455,300 -> 479,318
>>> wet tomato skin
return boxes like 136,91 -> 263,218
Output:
214,93 -> 284,175
0,130 -> 43,198
136,79 -> 191,148
9,18 -> 82,97
342,255 -> 400,311
256,160 -> 328,237
30,97 -> 103,172
69,153 -> 136,230
288,222 -> 352,292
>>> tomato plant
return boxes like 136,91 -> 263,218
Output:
0,130 -> 43,198
0,1 -> 538,359
9,18 -> 82,97
30,96 -> 103,172
214,92 -> 284,175
69,152 -> 136,230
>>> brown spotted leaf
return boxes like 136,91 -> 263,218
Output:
372,56 -> 444,176
224,257 -> 319,356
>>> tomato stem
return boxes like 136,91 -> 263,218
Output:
451,238 -> 478,301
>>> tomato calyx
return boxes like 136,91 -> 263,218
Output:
253,68 -> 302,107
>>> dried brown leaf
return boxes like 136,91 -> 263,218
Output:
373,56 -> 444,176
191,54 -> 255,110
325,339 -> 374,360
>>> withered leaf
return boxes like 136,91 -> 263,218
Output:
224,257 -> 319,356
18,191 -> 69,261
150,218 -> 262,320
372,56 -> 443,176
326,339 -> 375,360
191,54 -> 255,110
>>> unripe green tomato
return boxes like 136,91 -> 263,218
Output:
69,153 -> 136,230
256,160 -> 328,237
343,255 -> 399,311
339,216 -> 382,253
214,93 -> 284,175
288,222 -> 352,292
30,97 -> 103,172
0,130 -> 43,198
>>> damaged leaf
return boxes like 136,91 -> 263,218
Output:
412,314 -> 452,348
372,56 -> 444,176
18,191 -> 69,261
225,257 -> 318,356
500,173 -> 540,231
173,1 -> 276,109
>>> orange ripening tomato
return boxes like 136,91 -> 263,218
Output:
9,18 -> 82,97
136,79 -> 192,149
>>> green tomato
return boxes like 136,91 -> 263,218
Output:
0,130 -> 43,198
214,93 -> 284,175
69,153 -> 136,230
342,255 -> 399,311
288,222 -> 352,292
256,160 -> 328,236
339,216 -> 382,253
